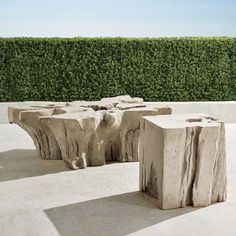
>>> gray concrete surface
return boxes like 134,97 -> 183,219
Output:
0,124 -> 236,236
2,101 -> 236,123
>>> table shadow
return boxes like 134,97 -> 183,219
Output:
45,191 -> 199,236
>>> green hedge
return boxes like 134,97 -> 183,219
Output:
230,38 -> 236,99
0,37 -> 235,102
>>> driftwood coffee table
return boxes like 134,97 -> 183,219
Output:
8,95 -> 171,169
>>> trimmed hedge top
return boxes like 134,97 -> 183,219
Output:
0,37 -> 235,102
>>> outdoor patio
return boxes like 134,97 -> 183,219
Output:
0,123 -> 236,236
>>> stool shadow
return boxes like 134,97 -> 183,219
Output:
0,149 -> 69,182
45,191 -> 199,236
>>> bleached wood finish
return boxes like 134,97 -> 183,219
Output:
8,95 -> 171,169
140,114 -> 227,209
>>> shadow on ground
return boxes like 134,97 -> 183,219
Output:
45,191 -> 199,236
0,149 -> 69,182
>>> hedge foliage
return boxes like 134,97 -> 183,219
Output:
0,37 -> 235,102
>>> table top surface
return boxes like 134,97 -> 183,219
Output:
143,113 -> 222,129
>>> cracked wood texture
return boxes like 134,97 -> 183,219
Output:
139,113 -> 227,209
8,95 -> 171,169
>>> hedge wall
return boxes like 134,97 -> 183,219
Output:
0,37 -> 235,102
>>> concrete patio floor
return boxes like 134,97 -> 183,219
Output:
0,124 -> 236,236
